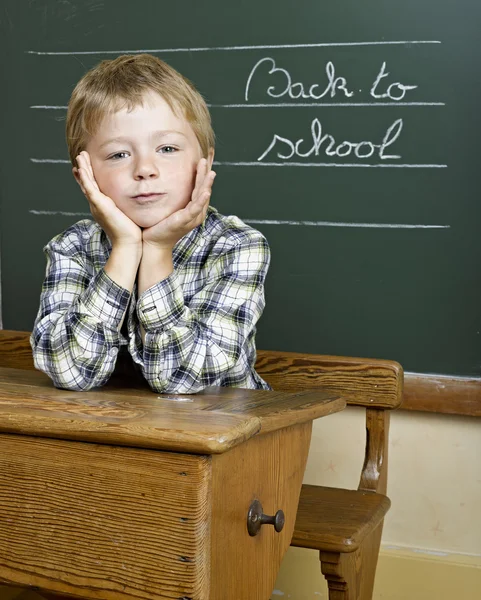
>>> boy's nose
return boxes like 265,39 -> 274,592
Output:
134,157 -> 159,180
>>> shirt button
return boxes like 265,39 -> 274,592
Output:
109,347 -> 119,358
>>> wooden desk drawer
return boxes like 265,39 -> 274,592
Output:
0,435 -> 210,599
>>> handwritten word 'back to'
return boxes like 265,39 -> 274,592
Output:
245,58 -> 418,102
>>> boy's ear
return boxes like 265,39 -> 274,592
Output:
72,167 -> 86,195
206,148 -> 215,171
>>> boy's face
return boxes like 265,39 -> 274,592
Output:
84,92 -> 209,228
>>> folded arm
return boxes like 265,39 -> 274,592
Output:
132,233 -> 270,393
31,231 -> 135,391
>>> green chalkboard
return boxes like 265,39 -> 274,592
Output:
1,0 -> 481,376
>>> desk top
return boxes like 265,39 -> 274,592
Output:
0,367 -> 345,454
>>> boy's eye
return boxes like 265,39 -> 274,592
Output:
108,151 -> 129,160
159,146 -> 177,154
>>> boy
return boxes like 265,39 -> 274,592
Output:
31,54 -> 270,393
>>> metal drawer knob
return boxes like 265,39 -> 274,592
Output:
247,499 -> 285,536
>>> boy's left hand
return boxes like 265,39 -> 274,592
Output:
142,158 -> 216,251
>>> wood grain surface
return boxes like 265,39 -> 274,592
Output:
0,434 -> 211,599
0,366 -> 344,454
255,350 -> 403,409
292,485 -> 390,553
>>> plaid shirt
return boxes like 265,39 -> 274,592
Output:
31,207 -> 270,393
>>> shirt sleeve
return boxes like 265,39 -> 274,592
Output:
30,235 -> 131,391
132,232 -> 270,393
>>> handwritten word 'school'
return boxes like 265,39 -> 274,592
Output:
257,118 -> 404,162
245,58 -> 418,102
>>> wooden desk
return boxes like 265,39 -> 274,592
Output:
0,365 -> 345,600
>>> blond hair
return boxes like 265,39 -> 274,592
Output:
66,54 -> 215,165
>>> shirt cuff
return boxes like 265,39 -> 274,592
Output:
79,268 -> 131,329
137,270 -> 184,332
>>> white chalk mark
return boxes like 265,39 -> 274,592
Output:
246,57 -> 356,102
31,158 -> 70,163
30,210 -> 90,217
26,40 -> 441,56
208,102 -> 445,108
29,210 -> 450,230
214,161 -> 448,168
370,61 -> 418,101
31,105 -> 68,109
244,219 -> 450,229
258,117 -> 404,162
31,102 -> 446,109
30,158 -> 448,168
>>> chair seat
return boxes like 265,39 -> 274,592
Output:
292,484 -> 391,553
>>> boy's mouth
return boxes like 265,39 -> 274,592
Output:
132,193 -> 165,200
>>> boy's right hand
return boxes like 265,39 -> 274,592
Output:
75,151 -> 142,249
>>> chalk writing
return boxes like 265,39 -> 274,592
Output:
246,58 -> 417,103
257,118 -> 404,162
245,57 -> 354,101
370,62 -> 418,100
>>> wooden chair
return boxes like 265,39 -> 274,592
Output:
255,350 -> 403,600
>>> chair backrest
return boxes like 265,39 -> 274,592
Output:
255,350 -> 403,410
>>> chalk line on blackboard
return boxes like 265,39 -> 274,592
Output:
28,211 -> 449,230
30,210 -> 90,217
215,162 -> 448,168
31,102 -> 446,109
30,159 -> 447,168
31,159 -> 70,163
26,40 -> 441,56
244,220 -> 449,229
209,102 -> 446,108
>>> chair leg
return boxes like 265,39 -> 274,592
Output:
319,551 -> 359,600
319,521 -> 384,600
